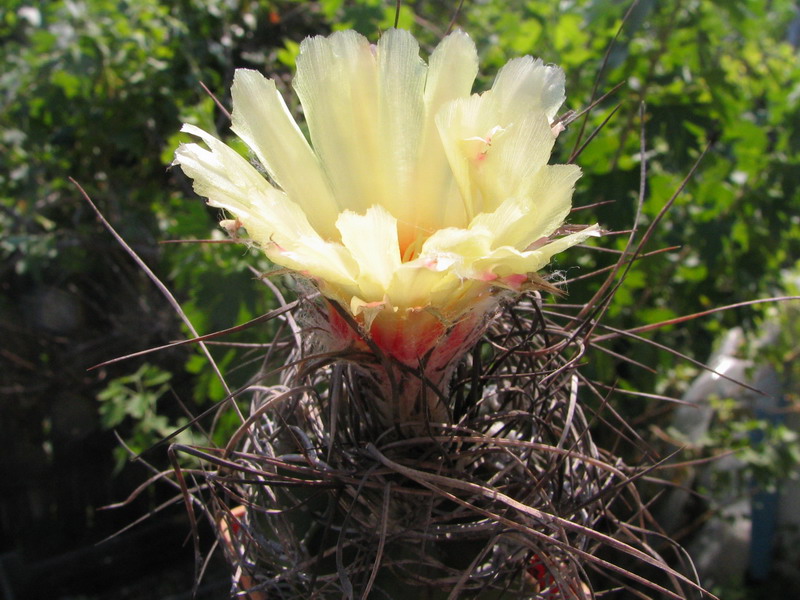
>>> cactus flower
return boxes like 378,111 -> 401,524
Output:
174,29 -> 598,424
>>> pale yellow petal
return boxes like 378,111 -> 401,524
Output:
477,111 -> 555,208
294,30 -> 437,245
174,124 -> 276,215
416,226 -> 495,279
434,94 -> 488,221
469,164 -> 581,249
491,57 -> 566,123
174,125 -> 358,287
336,205 -> 401,301
409,29 -> 479,234
473,224 -> 601,279
520,163 -> 581,240
376,28 -> 427,207
532,224 -> 601,262
384,263 -> 459,310
437,91 -> 566,213
424,30 -> 478,109
466,196 -> 528,247
230,69 -> 340,240
293,30 -> 379,214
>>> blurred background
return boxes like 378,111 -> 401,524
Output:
1,0 -> 799,598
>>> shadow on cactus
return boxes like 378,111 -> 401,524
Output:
88,23 -> 727,600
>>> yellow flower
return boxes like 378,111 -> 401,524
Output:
174,28 -> 598,386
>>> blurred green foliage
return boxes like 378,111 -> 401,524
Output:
96,362 -> 198,473
2,1 -> 799,586
694,395 -> 800,494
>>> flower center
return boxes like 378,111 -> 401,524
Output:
398,222 -> 433,263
